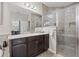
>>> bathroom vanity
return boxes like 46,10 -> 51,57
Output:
8,3 -> 48,57
8,33 -> 49,57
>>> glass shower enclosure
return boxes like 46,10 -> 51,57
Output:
56,4 -> 79,57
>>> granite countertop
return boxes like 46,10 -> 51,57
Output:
8,33 -> 49,39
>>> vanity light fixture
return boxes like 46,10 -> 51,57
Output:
24,3 -> 37,10
30,5 -> 34,9
24,3 -> 30,7
26,3 -> 30,7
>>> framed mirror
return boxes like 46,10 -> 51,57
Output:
0,2 -> 3,25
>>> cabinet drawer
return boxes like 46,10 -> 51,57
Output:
44,34 -> 49,38
28,35 -> 43,42
11,38 -> 26,45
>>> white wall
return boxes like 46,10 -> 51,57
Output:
0,3 -> 10,35
0,3 -> 10,57
42,4 -> 48,15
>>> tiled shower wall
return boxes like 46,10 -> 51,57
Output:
42,9 -> 56,27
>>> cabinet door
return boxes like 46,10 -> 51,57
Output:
28,35 -> 44,57
12,44 -> 27,57
38,38 -> 44,54
28,40 -> 38,57
44,34 -> 49,50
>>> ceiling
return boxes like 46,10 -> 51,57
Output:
43,2 -> 75,8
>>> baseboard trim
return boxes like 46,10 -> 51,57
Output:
48,48 -> 56,54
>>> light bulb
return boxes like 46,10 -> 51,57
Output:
26,3 -> 30,7
24,3 -> 30,7
30,5 -> 34,9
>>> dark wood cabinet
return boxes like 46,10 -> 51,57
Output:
37,36 -> 44,54
9,38 -> 28,57
9,34 -> 49,57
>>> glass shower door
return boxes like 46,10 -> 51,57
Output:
56,9 -> 65,56
56,5 -> 77,57
63,5 -> 77,57
76,4 -> 79,57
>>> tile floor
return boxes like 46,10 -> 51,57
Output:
37,50 -> 63,57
